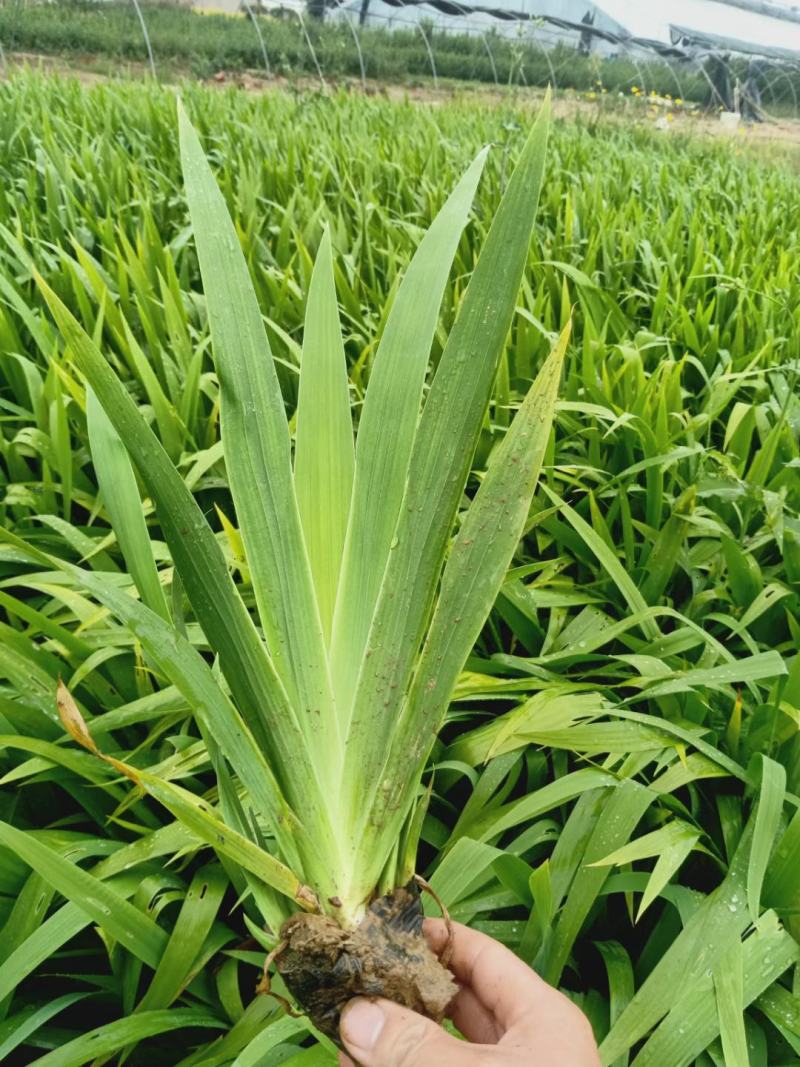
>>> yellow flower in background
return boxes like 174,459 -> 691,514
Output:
667,113 -> 674,122
675,97 -> 683,106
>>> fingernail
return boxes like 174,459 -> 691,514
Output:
341,999 -> 385,1051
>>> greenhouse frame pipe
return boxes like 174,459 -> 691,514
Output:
445,1 -> 498,88
524,22 -> 558,92
783,63 -> 800,118
696,55 -> 730,109
344,11 -> 367,90
699,60 -> 725,106
761,65 -> 798,118
619,41 -> 652,100
294,9 -> 326,88
717,0 -> 800,26
539,21 -> 601,92
537,21 -> 606,91
482,32 -> 499,86
417,21 -> 438,89
758,69 -> 779,114
242,0 -> 271,78
130,0 -> 156,78
659,56 -> 689,107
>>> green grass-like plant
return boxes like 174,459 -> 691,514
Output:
31,94 -> 572,1025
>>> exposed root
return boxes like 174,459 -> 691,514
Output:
413,874 -> 454,968
273,881 -> 457,1043
256,939 -> 302,1017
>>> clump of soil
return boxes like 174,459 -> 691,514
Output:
275,882 -> 457,1042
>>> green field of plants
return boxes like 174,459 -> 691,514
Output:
0,73 -> 799,1065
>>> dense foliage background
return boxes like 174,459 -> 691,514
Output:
0,76 -> 798,1064
0,0 -> 712,97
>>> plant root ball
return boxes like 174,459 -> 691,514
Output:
276,882 -> 457,1042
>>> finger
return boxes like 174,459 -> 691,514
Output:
447,985 -> 502,1044
338,1054 -> 356,1067
423,919 -> 569,1032
339,997 -> 494,1067
504,1001 -> 601,1067
422,921 -> 584,1037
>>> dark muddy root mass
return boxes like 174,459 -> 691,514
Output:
276,882 -> 457,1042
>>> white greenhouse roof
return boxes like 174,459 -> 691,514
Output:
595,1 -> 800,58
333,0 -> 800,60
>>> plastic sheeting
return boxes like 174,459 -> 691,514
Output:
596,1 -> 800,58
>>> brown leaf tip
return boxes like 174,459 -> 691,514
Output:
56,679 -> 99,755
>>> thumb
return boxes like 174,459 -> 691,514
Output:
340,998 -> 489,1067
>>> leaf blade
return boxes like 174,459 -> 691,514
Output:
294,229 -> 354,642
330,145 -> 489,708
0,820 -> 167,969
747,755 -> 786,922
86,386 -> 170,621
342,96 -> 553,892
178,103 -> 337,766
377,324 -> 570,837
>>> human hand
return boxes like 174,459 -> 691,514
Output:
338,919 -> 600,1067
